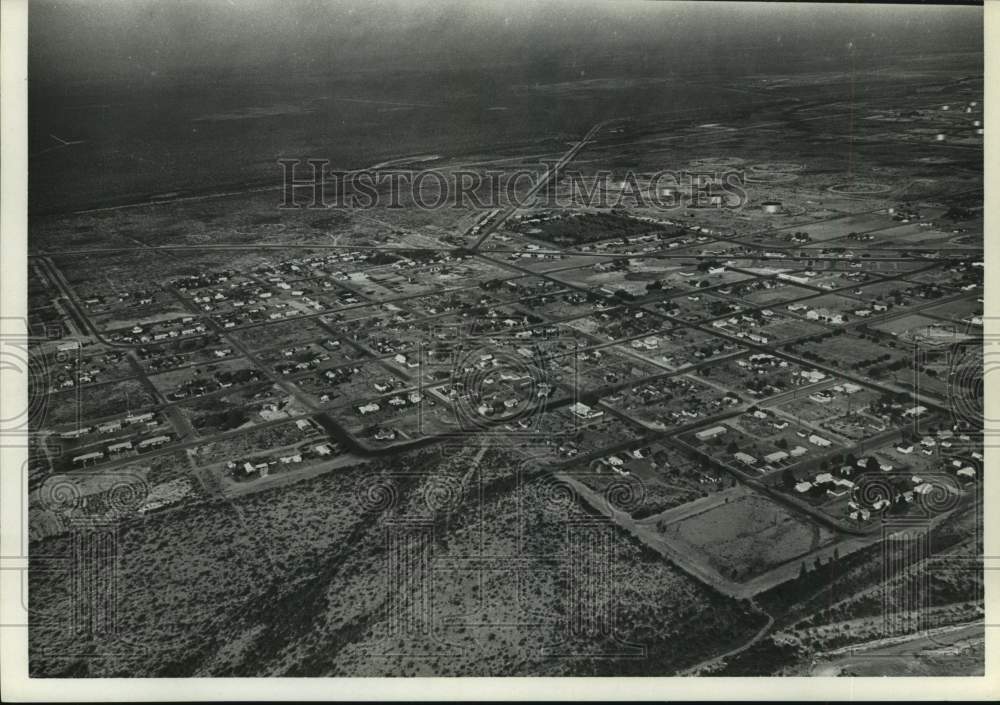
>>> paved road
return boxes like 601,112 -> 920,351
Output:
809,620 -> 984,676
472,120 -> 614,249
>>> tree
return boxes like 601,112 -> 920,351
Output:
726,440 -> 739,454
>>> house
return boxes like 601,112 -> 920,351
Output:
895,444 -> 914,454
97,420 -> 123,434
795,481 -> 812,493
695,425 -> 727,441
570,402 -> 603,419
734,452 -> 758,466
72,451 -> 104,465
107,440 -> 133,454
800,370 -> 826,384
59,427 -> 91,440
789,446 -> 808,457
808,434 -> 832,447
138,435 -> 170,450
357,402 -> 381,415
764,450 -> 789,464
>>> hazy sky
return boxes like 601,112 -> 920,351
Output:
31,0 -> 982,84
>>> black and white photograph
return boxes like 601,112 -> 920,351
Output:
0,0 -> 994,698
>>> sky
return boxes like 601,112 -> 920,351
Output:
30,1 -> 983,85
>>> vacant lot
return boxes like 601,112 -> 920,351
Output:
661,490 -> 834,581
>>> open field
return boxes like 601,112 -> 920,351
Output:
658,488 -> 836,582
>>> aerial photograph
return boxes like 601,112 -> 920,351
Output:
24,0 -> 983,679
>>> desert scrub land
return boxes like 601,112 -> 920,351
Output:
30,444 -> 764,677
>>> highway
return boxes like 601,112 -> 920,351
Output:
471,120 -> 615,249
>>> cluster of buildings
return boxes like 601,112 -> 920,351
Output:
80,288 -> 160,313
71,427 -> 171,467
274,347 -> 335,375
49,348 -> 127,391
794,471 -> 855,499
60,411 -> 159,442
713,311 -> 774,344
166,367 -> 263,401
228,441 -> 337,480
108,317 -> 208,345
356,390 -> 424,417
